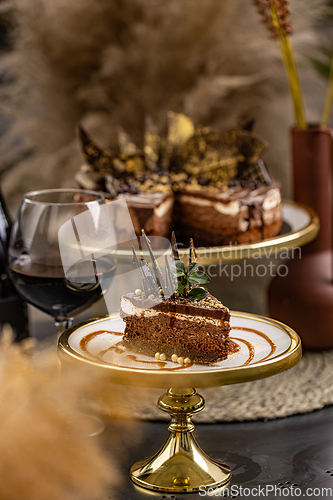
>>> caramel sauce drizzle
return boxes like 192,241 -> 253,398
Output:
79,330 -> 189,371
125,354 -> 187,371
232,326 -> 276,362
79,330 -> 123,354
78,325 -> 276,369
231,337 -> 255,365
99,341 -> 125,358
228,339 -> 241,354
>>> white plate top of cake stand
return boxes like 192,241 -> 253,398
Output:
58,311 -> 301,388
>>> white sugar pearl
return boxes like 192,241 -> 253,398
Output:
155,352 -> 161,360
135,288 -> 142,296
177,357 -> 184,365
184,357 -> 191,364
171,354 -> 178,363
160,353 -> 167,361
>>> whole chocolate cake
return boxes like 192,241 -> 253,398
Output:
76,113 -> 283,245
120,231 -> 232,365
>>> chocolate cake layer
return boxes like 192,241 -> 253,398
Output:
122,315 -> 231,364
120,293 -> 231,364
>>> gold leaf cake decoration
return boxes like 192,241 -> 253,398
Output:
77,112 -> 271,195
75,112 -> 281,246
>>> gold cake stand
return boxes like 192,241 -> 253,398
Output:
58,311 -> 301,494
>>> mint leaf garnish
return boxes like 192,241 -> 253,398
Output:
188,270 -> 211,285
188,287 -> 208,301
169,260 -> 186,276
170,258 -> 210,301
187,262 -> 198,273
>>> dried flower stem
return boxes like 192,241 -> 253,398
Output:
321,55 -> 333,126
270,5 -> 306,128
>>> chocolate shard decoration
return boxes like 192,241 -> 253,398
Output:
169,122 -> 269,185
78,125 -> 115,173
104,173 -> 120,198
164,255 -> 175,297
189,238 -> 197,265
234,127 -> 269,164
167,111 -> 195,147
139,257 -> 160,297
113,153 -> 145,176
132,246 -> 149,297
171,231 -> 180,261
240,118 -> 255,132
117,126 -> 141,156
144,116 -> 162,170
169,125 -> 239,182
163,111 -> 195,169
141,229 -> 166,297
239,159 -> 272,185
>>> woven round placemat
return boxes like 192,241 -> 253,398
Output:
96,350 -> 333,422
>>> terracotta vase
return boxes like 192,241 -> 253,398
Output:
268,125 -> 333,349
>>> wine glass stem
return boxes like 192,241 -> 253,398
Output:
55,319 -> 72,338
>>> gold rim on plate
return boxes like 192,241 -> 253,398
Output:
58,311 -> 302,389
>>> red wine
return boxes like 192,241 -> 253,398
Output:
9,256 -> 116,320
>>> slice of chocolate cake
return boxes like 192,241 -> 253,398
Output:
120,231 -> 232,365
120,291 -> 231,365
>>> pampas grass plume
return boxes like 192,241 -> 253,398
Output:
0,327 -> 115,500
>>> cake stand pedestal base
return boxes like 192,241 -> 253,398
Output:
130,388 -> 231,493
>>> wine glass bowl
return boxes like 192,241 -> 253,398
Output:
8,188 -> 117,334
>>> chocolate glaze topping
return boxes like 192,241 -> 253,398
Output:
122,292 -> 230,321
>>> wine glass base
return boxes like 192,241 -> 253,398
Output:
55,319 -> 73,338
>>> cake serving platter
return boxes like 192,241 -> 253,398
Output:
58,311 -> 301,493
116,200 -> 319,264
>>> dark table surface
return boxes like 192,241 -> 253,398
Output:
100,395 -> 333,500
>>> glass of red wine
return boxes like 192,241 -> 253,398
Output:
8,188 -> 117,336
